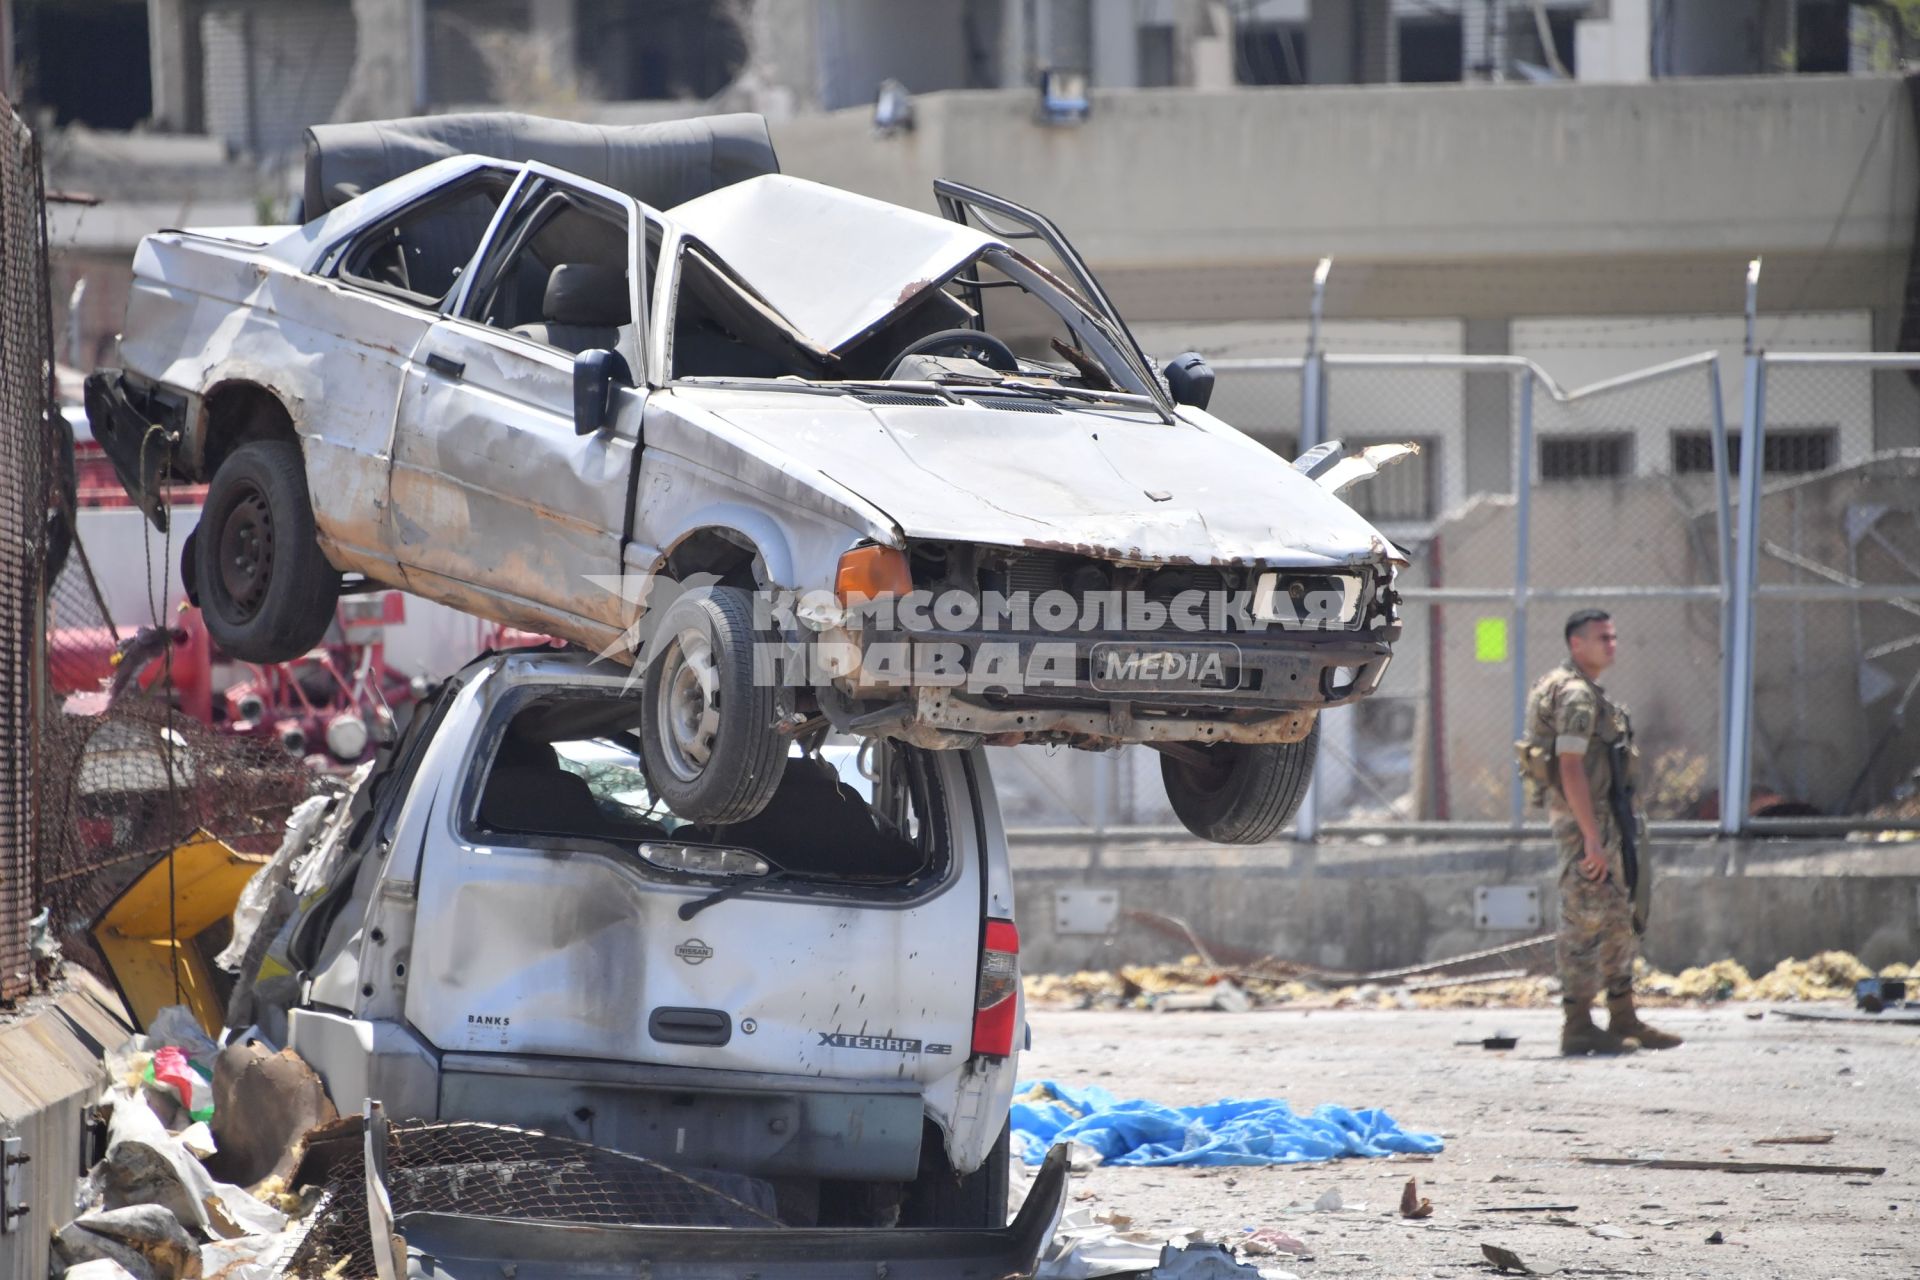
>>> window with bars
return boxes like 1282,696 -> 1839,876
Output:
1539,434 -> 1633,482
1671,428 -> 1834,476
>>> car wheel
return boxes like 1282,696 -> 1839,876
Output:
1161,724 -> 1320,845
637,583 -> 787,824
899,1121 -> 1010,1228
195,439 -> 339,662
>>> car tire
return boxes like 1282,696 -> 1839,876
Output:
900,1121 -> 1010,1228
195,439 -> 339,662
637,583 -> 787,824
1161,723 -> 1321,845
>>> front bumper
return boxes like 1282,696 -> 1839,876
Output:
818,627 -> 1393,748
82,368 -> 181,532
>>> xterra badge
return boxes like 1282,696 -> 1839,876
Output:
818,1032 -> 921,1053
675,939 -> 714,964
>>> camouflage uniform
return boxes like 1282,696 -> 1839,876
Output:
1523,662 -> 1644,1006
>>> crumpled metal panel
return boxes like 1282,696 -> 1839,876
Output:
683,388 -> 1392,568
668,175 -> 997,354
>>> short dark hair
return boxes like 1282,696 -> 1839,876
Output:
1565,609 -> 1611,645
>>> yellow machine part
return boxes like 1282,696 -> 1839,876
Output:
90,832 -> 268,1036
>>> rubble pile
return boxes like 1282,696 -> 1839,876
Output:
55,1012 -> 327,1280
1025,950 -> 1911,1012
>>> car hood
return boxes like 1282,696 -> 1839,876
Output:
690,390 -> 1394,567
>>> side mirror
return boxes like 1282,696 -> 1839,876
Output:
1163,352 -> 1214,410
573,348 -> 632,435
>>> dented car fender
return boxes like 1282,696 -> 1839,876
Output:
635,392 -> 902,594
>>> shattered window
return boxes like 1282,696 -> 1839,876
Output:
468,695 -> 942,891
334,169 -> 516,308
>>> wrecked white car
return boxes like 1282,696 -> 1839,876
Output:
87,112 -> 1404,843
233,647 -> 1033,1232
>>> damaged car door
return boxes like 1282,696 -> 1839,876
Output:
389,164 -> 653,647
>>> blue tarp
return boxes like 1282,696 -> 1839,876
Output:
1009,1079 -> 1445,1167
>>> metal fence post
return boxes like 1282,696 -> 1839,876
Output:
1706,358 -> 1735,829
1509,370 -> 1536,828
1722,259 -> 1765,837
1293,258 -> 1331,841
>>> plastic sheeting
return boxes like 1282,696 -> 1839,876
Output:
1010,1081 -> 1444,1167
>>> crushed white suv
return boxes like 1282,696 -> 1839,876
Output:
231,647 -> 1028,1229
87,112 -> 1405,843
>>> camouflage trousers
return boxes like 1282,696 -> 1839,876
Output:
1552,816 -> 1637,1005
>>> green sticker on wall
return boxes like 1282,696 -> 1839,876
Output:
1474,616 -> 1509,663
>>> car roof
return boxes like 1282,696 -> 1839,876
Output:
669,174 -> 998,354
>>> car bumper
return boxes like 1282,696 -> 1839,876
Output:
819,627 -> 1394,748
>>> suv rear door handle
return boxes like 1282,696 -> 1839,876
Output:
426,352 -> 464,380
649,1007 -> 731,1047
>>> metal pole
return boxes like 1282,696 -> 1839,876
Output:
1299,257 -> 1331,451
1722,259 -> 1764,837
1706,358 -> 1734,838
1510,371 -> 1535,829
1294,258 -> 1332,841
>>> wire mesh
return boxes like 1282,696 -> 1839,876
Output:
287,1119 -> 783,1278
0,97 -> 52,1003
1741,365 -> 1920,822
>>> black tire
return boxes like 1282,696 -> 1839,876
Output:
637,584 -> 787,824
900,1121 -> 1010,1229
195,439 -> 339,662
1161,723 -> 1321,845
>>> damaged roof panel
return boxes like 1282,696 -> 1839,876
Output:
668,175 -> 998,354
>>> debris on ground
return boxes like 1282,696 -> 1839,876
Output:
1026,948 -> 1918,1011
1011,1080 -> 1442,1167
1398,1176 -> 1434,1219
1577,1155 -> 1885,1176
1480,1242 -> 1534,1273
1239,1227 -> 1308,1258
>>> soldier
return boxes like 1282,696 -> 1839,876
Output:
1520,609 -> 1683,1056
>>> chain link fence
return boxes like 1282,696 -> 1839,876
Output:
1734,355 -> 1920,830
0,95 -> 318,1003
0,96 -> 52,1003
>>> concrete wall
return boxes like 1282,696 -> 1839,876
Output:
772,75 -> 1916,269
0,976 -> 131,1280
1011,838 -> 1920,978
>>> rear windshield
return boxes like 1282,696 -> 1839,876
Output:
463,691 -> 949,894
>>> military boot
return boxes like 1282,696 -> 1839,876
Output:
1607,993 -> 1683,1049
1561,1001 -> 1639,1056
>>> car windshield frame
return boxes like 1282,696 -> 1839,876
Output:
656,221 -> 1172,416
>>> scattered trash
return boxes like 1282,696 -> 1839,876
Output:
1587,1223 -> 1636,1239
1313,1188 -> 1344,1212
1399,1177 -> 1434,1219
1145,1242 -> 1268,1278
54,1205 -> 200,1280
1456,1034 -> 1518,1050
1752,1133 -> 1835,1146
1705,1229 -> 1726,1244
1029,948 -> 1920,1012
1038,1204 -> 1207,1279
1239,1227 -> 1308,1258
1480,1204 -> 1579,1213
1011,1080 -> 1443,1167
1577,1155 -> 1884,1176
204,1040 -> 339,1187
1480,1242 -> 1534,1274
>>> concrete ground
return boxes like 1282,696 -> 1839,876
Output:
1020,1004 -> 1919,1279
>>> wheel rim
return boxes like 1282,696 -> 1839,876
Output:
655,625 -> 721,784
216,483 -> 274,620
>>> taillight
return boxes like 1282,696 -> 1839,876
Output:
972,918 -> 1020,1058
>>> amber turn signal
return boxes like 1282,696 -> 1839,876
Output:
836,545 -> 913,603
